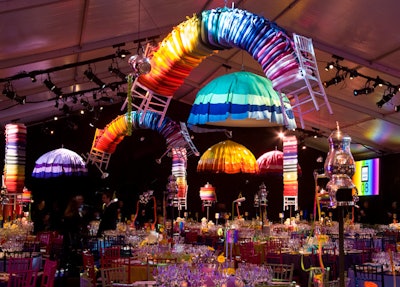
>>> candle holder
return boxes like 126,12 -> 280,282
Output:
215,212 -> 220,225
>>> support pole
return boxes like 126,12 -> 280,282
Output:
338,206 -> 345,287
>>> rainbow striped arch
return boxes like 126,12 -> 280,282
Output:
92,111 -> 187,154
139,7 -> 299,97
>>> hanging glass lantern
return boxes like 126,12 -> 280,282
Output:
324,123 -> 358,208
258,182 -> 269,206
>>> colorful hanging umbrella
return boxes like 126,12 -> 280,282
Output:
32,148 -> 88,178
197,140 -> 258,174
257,150 -> 302,175
188,71 -> 297,129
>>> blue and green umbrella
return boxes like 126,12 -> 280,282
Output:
187,71 -> 297,129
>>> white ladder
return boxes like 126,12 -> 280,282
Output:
279,34 -> 333,129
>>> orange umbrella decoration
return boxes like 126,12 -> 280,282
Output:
257,150 -> 302,176
197,140 -> 258,174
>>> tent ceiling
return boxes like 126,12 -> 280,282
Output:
1,0 -> 400,159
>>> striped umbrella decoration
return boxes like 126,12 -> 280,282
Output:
257,150 -> 302,176
32,148 -> 88,178
188,71 -> 296,129
197,140 -> 258,174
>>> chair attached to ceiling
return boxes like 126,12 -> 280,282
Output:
278,34 -> 333,129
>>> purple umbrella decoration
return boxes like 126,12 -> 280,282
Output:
32,148 -> 88,178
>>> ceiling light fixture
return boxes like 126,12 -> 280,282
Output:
84,68 -> 106,89
325,62 -> 334,71
394,105 -> 400,112
324,55 -> 400,103
61,104 -> 70,115
43,78 -> 63,98
80,98 -> 94,112
354,87 -> 374,96
29,73 -> 37,83
376,89 -> 396,108
108,65 -> 127,81
2,82 -> 26,105
113,43 -> 131,59
323,74 -> 345,88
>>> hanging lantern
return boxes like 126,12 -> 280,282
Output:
258,182 -> 269,206
324,123 -> 359,208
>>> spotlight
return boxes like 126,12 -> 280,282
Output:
373,77 -> 384,88
325,62 -> 334,71
353,87 -> 374,96
376,99 -> 385,108
395,105 -> 400,112
61,104 -> 70,115
80,98 -> 94,112
108,65 -> 127,81
323,75 -> 344,88
43,79 -> 63,97
115,48 -> 131,59
376,90 -> 395,108
2,84 -> 25,105
99,96 -> 113,103
84,69 -> 106,89
29,73 -> 37,83
117,92 -> 127,98
349,70 -> 358,80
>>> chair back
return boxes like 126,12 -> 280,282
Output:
100,266 -> 127,287
308,267 -> 330,287
82,251 -> 97,287
7,257 -> 33,272
7,269 -> 37,287
353,264 -> 384,287
100,246 -> 121,268
264,239 -> 283,264
265,263 -> 294,285
40,259 -> 57,287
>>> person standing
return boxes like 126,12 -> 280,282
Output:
63,197 -> 82,250
97,190 -> 118,236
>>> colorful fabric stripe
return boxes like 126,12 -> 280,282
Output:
138,7 -> 299,99
283,136 -> 298,197
4,123 -> 26,193
92,111 -> 188,155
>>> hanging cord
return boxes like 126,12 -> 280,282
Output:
126,74 -> 133,136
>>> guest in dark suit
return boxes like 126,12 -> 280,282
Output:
97,190 -> 118,236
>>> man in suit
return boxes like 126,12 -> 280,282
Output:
97,190 -> 118,236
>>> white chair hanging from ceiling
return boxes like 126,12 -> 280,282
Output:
278,34 -> 333,129
121,43 -> 172,127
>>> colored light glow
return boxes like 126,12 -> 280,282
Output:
352,158 -> 380,196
